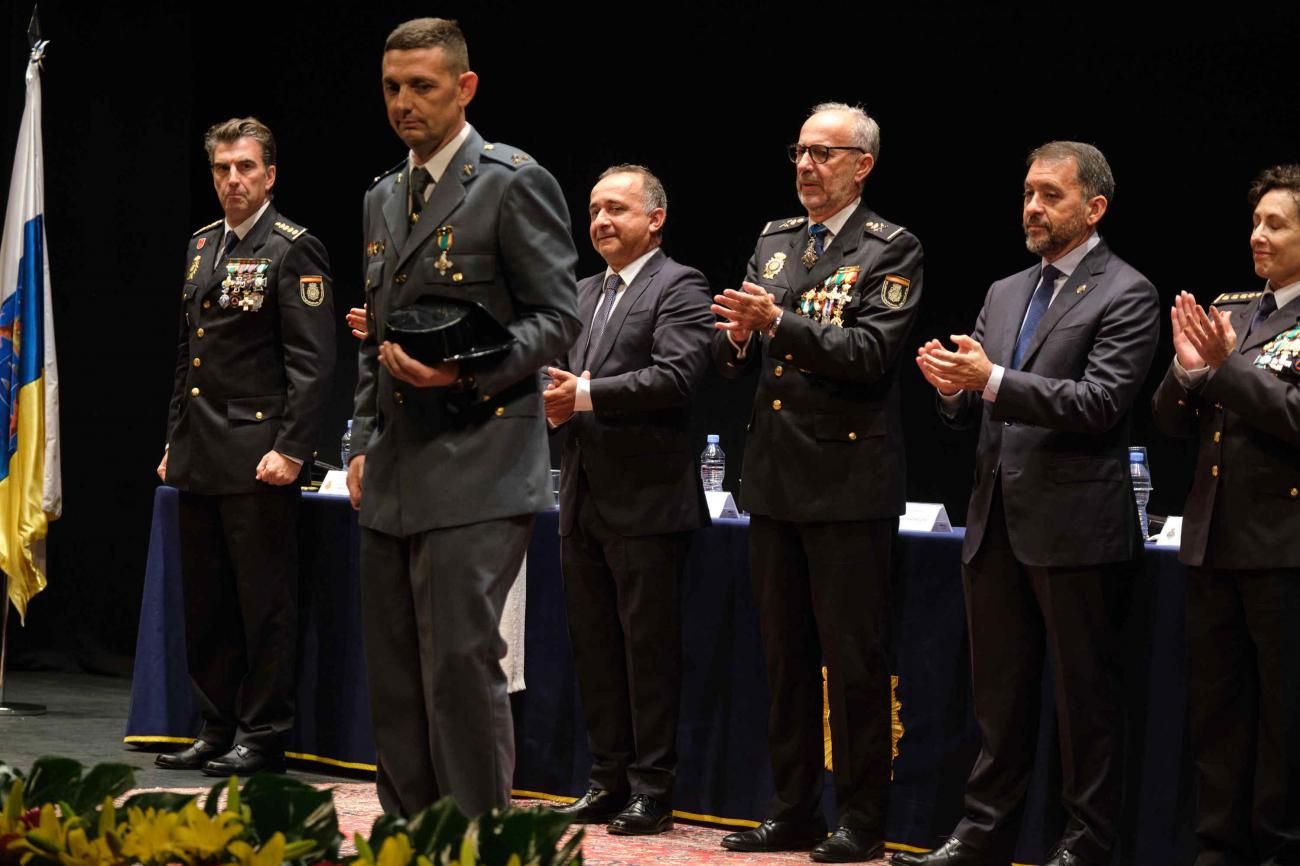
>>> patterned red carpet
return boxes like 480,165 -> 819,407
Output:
127,783 -> 892,865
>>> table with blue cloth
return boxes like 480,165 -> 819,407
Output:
127,486 -> 1193,863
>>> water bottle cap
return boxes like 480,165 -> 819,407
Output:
707,434 -> 719,444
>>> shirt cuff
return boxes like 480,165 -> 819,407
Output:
575,376 -> 593,412
281,452 -> 304,466
1172,357 -> 1211,389
728,331 -> 752,359
937,389 -> 962,417
982,364 -> 1005,402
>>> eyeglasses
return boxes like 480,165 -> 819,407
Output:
787,143 -> 867,164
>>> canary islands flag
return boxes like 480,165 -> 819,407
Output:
0,42 -> 60,621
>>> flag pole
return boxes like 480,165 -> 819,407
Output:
0,6 -> 50,717
0,571 -> 45,715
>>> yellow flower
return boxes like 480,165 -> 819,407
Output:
10,804 -> 73,862
57,826 -> 117,866
120,807 -> 181,865
227,832 -> 285,866
374,833 -> 413,866
173,802 -> 244,864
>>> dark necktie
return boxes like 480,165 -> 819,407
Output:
585,274 -> 622,365
410,167 -> 433,223
1012,264 -> 1061,369
1248,290 -> 1278,339
802,223 -> 829,270
213,230 -> 238,271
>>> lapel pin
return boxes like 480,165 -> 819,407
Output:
1075,284 -> 1087,294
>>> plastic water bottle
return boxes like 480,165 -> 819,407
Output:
341,420 -> 353,467
1129,446 -> 1152,540
700,434 -> 726,492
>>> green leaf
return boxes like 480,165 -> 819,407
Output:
203,778 -> 226,816
354,832 -> 375,864
554,827 -> 584,866
123,790 -> 197,811
67,763 -> 135,817
24,756 -> 83,805
240,774 -> 341,860
404,798 -> 466,859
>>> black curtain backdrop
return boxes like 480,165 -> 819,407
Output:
4,2 -> 1299,665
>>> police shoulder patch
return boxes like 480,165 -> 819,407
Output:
761,216 -> 806,236
880,274 -> 911,309
299,275 -> 325,307
1211,290 -> 1264,305
273,219 -> 307,242
191,219 -> 222,237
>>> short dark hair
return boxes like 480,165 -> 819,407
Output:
384,18 -> 469,75
597,164 -> 668,214
1028,141 -> 1114,203
1248,164 -> 1300,215
204,117 -> 275,167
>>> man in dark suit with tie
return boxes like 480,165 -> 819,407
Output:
346,18 -> 579,819
899,142 -> 1159,866
542,165 -> 713,836
156,117 -> 335,776
1152,164 -> 1300,866
711,103 -> 925,863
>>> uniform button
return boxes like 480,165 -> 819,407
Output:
1176,398 -> 1185,406
784,354 -> 793,362
1215,402 -> 1223,410
452,273 -> 464,283
481,394 -> 492,403
848,432 -> 858,441
255,411 -> 264,420
494,406 -> 505,417
395,273 -> 408,284
196,327 -> 205,338
202,300 -> 212,309
1211,465 -> 1219,477
1291,487 -> 1299,498
394,390 -> 404,404
190,387 -> 200,397
192,358 -> 201,368
774,365 -> 784,377
1213,431 -> 1221,443
772,399 -> 782,411
365,278 -> 371,289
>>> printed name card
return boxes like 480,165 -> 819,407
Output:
900,502 -> 952,533
706,490 -> 741,520
317,469 -> 350,497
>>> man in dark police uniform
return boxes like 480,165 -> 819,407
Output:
712,102 -> 924,863
157,116 -> 335,776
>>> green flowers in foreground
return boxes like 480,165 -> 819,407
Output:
0,758 -> 581,866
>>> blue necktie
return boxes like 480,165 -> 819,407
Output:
585,273 -> 622,365
1012,264 -> 1061,369
1248,290 -> 1278,339
803,223 -> 829,269
213,230 -> 238,271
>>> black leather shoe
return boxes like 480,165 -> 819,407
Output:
607,794 -> 673,835
1044,849 -> 1091,866
551,788 -> 629,824
812,826 -> 884,863
155,739 -> 228,770
721,818 -> 828,852
892,837 -> 995,866
201,744 -> 285,776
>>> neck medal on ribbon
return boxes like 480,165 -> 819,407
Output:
220,258 -> 271,311
435,225 -> 455,276
1256,323 -> 1300,381
798,266 -> 860,327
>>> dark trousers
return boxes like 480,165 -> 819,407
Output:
177,488 -> 300,753
560,473 -> 690,802
748,513 -> 895,835
1187,565 -> 1300,866
954,486 -> 1129,865
359,515 -> 532,820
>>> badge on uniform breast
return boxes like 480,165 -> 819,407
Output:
762,252 -> 787,280
367,240 -> 386,257
434,225 -> 455,276
880,274 -> 910,310
1256,324 -> 1300,378
186,255 -> 201,281
221,257 -> 271,311
300,276 -> 325,307
797,266 -> 860,327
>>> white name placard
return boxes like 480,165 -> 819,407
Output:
1154,516 -> 1182,549
706,490 -> 741,519
317,469 -> 350,497
899,501 -> 952,533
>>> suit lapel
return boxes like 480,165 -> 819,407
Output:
572,274 -> 602,369
1016,240 -> 1110,369
1240,292 -> 1300,353
199,206 -> 277,301
989,266 -> 1042,365
394,131 -> 481,274
381,171 -> 409,251
586,250 -> 665,374
791,206 -> 868,300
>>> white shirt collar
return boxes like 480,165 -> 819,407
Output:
224,199 -> 271,240
605,247 -> 659,288
1042,231 -> 1101,277
1266,277 -> 1300,310
816,197 -> 861,241
410,122 -> 474,185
